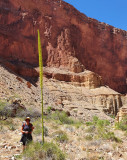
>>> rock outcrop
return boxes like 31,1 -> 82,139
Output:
0,0 -> 126,93
44,67 -> 103,89
115,105 -> 127,122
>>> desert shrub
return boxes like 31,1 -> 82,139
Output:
102,131 -> 122,142
86,116 -> 121,143
43,142 -> 66,160
0,118 -> 13,126
0,101 -> 12,119
97,119 -> 110,127
33,118 -> 48,136
46,106 -> 52,114
34,125 -> 48,136
0,100 -> 6,108
86,125 -> 96,133
115,116 -> 127,131
92,116 -> 99,124
0,125 -> 3,131
52,111 -> 74,124
9,124 -> 16,131
53,131 -> 68,143
0,118 -> 16,132
85,134 -> 93,141
44,126 -> 49,136
18,141 -> 65,160
86,116 -> 110,127
45,110 -> 83,127
86,121 -> 93,126
16,108 -> 41,119
109,114 -> 115,119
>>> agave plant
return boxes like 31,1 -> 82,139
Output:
38,29 -> 44,144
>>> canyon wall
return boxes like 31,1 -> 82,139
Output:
0,0 -> 127,93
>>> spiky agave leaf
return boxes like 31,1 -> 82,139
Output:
38,29 -> 44,144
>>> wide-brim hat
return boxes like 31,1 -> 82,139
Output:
25,117 -> 30,121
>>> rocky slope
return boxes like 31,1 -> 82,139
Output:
0,63 -> 126,121
0,0 -> 126,93
1,117 -> 127,160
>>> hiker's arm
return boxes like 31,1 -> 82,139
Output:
29,126 -> 34,134
21,127 -> 28,134
32,126 -> 34,132
21,127 -> 25,133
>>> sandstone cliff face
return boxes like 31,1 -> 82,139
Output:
0,0 -> 127,93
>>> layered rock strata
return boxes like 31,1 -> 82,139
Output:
43,67 -> 103,89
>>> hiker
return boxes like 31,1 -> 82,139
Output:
20,117 -> 34,151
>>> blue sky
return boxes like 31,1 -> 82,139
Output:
63,0 -> 127,31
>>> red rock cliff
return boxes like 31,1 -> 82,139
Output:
0,0 -> 127,93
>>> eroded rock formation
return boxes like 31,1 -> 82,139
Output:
44,67 -> 103,89
0,0 -> 127,93
115,105 -> 127,122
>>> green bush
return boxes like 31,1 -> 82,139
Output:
109,115 -> 115,119
93,116 -> 99,124
85,134 -> 93,141
103,131 -> 122,142
53,131 -> 68,143
0,100 -> 6,108
43,142 -> 66,160
52,111 -> 74,124
46,106 -> 52,114
115,116 -> 127,131
0,101 -> 11,119
0,118 -> 13,126
17,108 -> 41,119
86,116 -> 110,128
45,110 -> 83,127
86,121 -> 93,126
86,126 -> 96,133
19,142 -> 66,160
86,116 -> 121,143
33,118 -> 48,136
0,118 -> 16,132
96,119 -> 110,128
9,124 -> 16,131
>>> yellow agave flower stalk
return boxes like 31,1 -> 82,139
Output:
38,29 -> 44,144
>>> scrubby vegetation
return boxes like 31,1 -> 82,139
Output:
16,142 -> 66,160
0,99 -> 41,120
115,116 -> 127,131
85,116 -> 122,143
45,107 -> 83,128
1,100 -> 125,160
52,130 -> 68,143
17,107 -> 41,119
33,118 -> 48,136
0,100 -> 11,119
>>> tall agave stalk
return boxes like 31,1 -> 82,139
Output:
38,29 -> 44,144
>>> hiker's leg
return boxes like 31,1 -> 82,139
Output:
23,145 -> 25,151
22,141 -> 26,151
